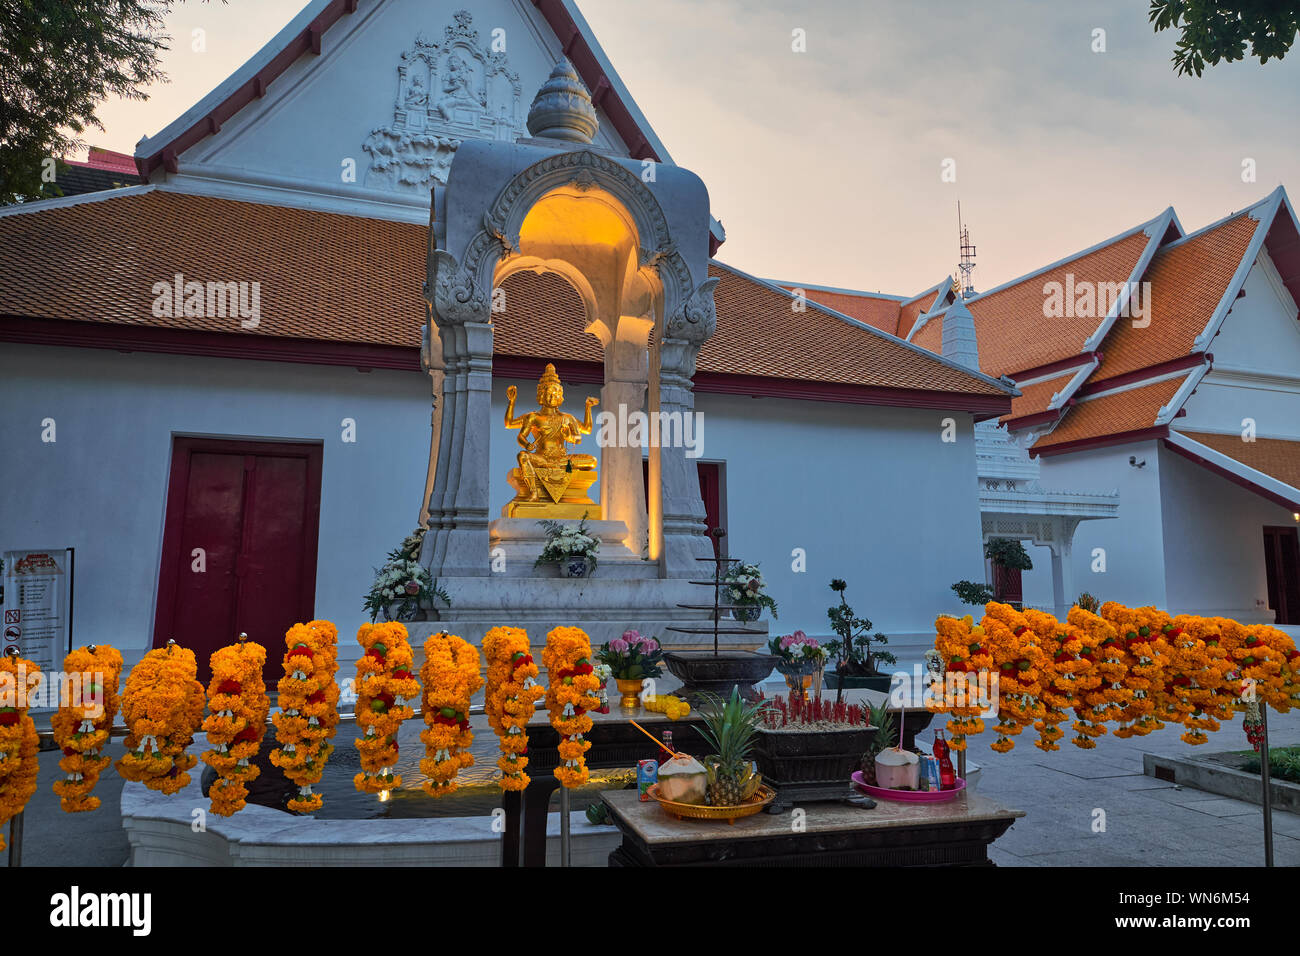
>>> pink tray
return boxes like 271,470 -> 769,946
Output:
851,770 -> 966,803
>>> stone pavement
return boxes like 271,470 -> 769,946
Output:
971,706 -> 1300,867
8,696 -> 1298,867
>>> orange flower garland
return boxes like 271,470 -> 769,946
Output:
271,620 -> 342,813
115,644 -> 206,795
201,639 -> 269,816
543,626 -> 601,787
51,645 -> 123,813
484,626 -> 545,791
419,632 -> 483,796
933,602 -> 1299,754
929,615 -> 988,750
0,653 -> 41,850
353,622 -> 419,794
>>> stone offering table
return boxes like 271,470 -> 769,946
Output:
502,707 -> 709,867
600,788 -> 1023,867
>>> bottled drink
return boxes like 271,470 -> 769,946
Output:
933,731 -> 956,790
660,729 -> 674,766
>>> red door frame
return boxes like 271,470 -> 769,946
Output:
152,437 -> 323,651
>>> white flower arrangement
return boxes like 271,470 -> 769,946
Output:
534,516 -> 600,570
363,528 -> 451,621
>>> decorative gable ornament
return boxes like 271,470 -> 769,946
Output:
363,10 -> 523,194
526,58 -> 598,144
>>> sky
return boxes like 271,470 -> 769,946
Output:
90,0 -> 1300,296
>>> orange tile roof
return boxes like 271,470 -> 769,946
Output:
911,230 -> 1152,378
1033,375 -> 1186,451
1176,431 -> 1300,492
707,263 -> 1006,394
1089,214 -> 1258,384
1001,370 -> 1077,425
896,285 -> 945,339
0,189 -> 425,347
777,284 -> 902,335
0,189 -> 1008,400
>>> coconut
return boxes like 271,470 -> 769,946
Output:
657,753 -> 707,804
874,747 -> 921,790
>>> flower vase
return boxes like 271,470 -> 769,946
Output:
616,678 -> 643,710
784,672 -> 812,701
558,555 -> 591,578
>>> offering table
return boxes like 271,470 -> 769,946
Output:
599,788 -> 1023,867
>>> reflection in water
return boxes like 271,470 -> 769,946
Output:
308,714 -> 638,820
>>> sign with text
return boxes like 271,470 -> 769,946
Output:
3,549 -> 71,687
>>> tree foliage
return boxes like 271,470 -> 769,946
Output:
0,2 -> 219,205
1150,0 -> 1300,76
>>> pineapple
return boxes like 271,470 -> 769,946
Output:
698,688 -> 767,806
860,700 -> 896,786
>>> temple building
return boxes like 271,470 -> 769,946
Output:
2,0 -> 1296,678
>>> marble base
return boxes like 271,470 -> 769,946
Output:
489,517 -> 647,577
121,775 -> 620,867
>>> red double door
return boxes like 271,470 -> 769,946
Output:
154,438 -> 322,681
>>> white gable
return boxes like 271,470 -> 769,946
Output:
141,0 -> 651,221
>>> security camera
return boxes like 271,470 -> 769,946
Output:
1129,456 -> 1146,468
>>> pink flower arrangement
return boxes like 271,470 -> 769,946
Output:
769,630 -> 829,673
597,630 -> 664,680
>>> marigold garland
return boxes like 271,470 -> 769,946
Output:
51,645 -> 123,813
484,626 -> 545,791
115,644 -> 206,795
930,602 -> 1299,754
543,626 -> 601,788
0,654 -> 41,850
353,622 -> 419,794
201,640 -> 269,816
270,620 -> 341,812
419,632 -> 483,796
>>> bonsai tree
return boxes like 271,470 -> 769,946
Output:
951,580 -> 995,607
825,579 -> 896,703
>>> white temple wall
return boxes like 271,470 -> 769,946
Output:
1157,444 -> 1295,621
1026,441 -> 1169,611
0,344 -> 429,664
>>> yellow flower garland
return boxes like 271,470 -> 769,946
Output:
932,602 -> 1299,753
271,620 -> 342,813
0,654 -> 41,850
644,693 -> 691,720
115,644 -> 206,795
51,645 -> 123,813
201,640 -> 269,816
543,626 -> 601,788
419,632 -> 483,796
484,626 -> 545,791
353,622 -> 419,794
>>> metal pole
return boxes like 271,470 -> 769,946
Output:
559,786 -> 571,867
7,811 -> 22,867
958,748 -> 967,782
1260,704 -> 1274,868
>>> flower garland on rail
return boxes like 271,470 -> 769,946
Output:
0,652 -> 41,850
484,626 -> 545,791
353,622 -> 419,794
543,626 -> 601,788
419,632 -> 482,796
201,639 -> 269,816
51,644 -> 123,813
271,621 -> 342,813
929,602 -> 1298,754
115,643 -> 206,795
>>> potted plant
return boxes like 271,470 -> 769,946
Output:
362,528 -> 451,622
596,630 -> 664,709
722,562 -> 778,621
753,693 -> 875,809
767,630 -> 829,700
534,516 -> 600,578
985,537 -> 1032,606
823,579 -> 896,698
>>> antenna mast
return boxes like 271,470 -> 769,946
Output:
957,201 -> 976,298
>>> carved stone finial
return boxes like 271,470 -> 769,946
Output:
526,58 -> 598,143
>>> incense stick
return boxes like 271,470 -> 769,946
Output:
629,719 -> 680,758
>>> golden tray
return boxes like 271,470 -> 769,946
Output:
646,783 -> 775,824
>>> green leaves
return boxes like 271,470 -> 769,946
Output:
1149,0 -> 1300,76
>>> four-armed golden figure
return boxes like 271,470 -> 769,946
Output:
502,363 -> 602,518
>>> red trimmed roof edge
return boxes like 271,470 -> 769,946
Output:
1163,437 -> 1300,511
1031,425 -> 1170,459
1078,353 -> 1211,397
3,316 -> 1012,418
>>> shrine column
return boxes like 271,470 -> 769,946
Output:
601,320 -> 651,555
1049,533 -> 1074,619
422,249 -> 494,577
651,277 -> 719,578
